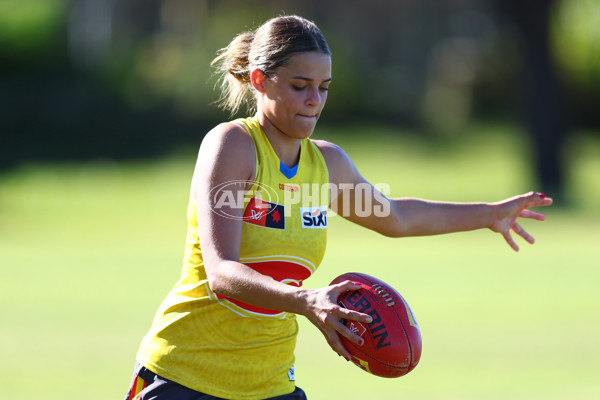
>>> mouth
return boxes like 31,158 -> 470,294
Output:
297,113 -> 318,120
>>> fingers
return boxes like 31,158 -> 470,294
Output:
323,324 -> 353,361
503,231 -> 520,252
496,192 -> 552,223
331,280 -> 363,294
513,222 -> 534,244
526,192 -> 554,207
307,282 -> 373,361
332,281 -> 373,324
493,191 -> 552,251
511,192 -> 553,211
509,192 -> 551,250
320,310 -> 362,361
329,282 -> 374,357
519,209 -> 546,221
503,222 -> 536,252
337,307 -> 373,324
326,314 -> 369,361
332,314 -> 365,346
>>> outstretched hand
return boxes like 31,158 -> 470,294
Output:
300,281 -> 373,361
490,192 -> 553,251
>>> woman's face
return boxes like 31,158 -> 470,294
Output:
258,51 -> 332,140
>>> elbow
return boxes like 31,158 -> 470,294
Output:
375,211 -> 410,238
352,213 -> 410,238
369,199 -> 412,237
207,276 -> 226,296
376,225 -> 409,238
205,261 -> 233,296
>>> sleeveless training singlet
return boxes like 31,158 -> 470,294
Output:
136,115 -> 330,399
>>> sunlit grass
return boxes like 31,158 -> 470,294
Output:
1,125 -> 599,399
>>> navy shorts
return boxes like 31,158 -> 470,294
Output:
125,362 -> 308,400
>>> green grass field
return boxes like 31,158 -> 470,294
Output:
1,124 -> 599,399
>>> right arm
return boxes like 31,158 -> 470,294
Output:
193,123 -> 371,360
314,140 -> 551,251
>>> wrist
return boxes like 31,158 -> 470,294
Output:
291,287 -> 311,316
486,201 -> 502,231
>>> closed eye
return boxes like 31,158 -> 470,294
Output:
292,85 -> 329,93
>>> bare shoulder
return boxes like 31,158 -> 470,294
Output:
199,122 -> 255,168
312,139 -> 358,183
312,139 -> 352,166
201,121 -> 254,156
193,122 -> 256,194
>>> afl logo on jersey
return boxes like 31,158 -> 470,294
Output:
300,205 -> 327,229
243,197 -> 285,230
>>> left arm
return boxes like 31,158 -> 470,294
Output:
314,140 -> 553,251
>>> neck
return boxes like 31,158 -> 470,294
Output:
258,114 -> 301,168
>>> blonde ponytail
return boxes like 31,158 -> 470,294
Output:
211,32 -> 255,116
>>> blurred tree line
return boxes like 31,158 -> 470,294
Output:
1,0 -> 598,198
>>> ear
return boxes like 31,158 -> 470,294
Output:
251,69 -> 267,93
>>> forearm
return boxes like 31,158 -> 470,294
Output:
207,259 -> 309,315
386,198 -> 496,237
207,258 -> 372,360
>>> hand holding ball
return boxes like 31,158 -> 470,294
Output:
330,272 -> 422,378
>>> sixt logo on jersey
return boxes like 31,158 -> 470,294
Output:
243,197 -> 285,230
300,205 -> 327,229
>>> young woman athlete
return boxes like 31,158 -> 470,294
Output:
125,15 -> 553,400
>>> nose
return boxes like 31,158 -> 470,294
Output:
305,86 -> 323,108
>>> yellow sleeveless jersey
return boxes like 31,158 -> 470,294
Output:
136,115 -> 329,399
